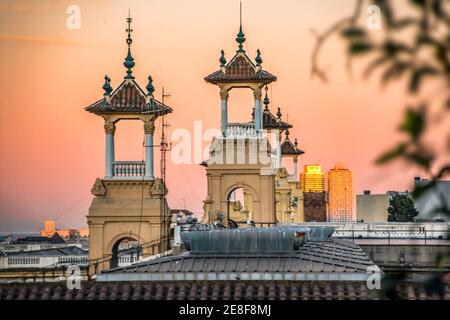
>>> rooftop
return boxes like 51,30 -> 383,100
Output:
98,227 -> 376,282
0,281 -> 448,300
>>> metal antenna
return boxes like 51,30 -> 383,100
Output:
160,86 -> 172,251
240,1 -> 242,28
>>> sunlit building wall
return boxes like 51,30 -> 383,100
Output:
327,164 -> 354,222
301,165 -> 325,192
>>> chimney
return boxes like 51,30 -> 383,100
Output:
363,190 -> 371,195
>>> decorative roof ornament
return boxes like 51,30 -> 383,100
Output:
123,11 -> 135,79
102,75 -> 113,96
285,128 -> 290,138
219,50 -> 227,67
263,86 -> 270,111
294,138 -> 299,147
236,2 -> 246,52
255,49 -> 262,66
276,107 -> 282,121
146,75 -> 155,96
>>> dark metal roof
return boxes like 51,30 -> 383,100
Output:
205,53 -> 276,84
281,137 -> 304,156
85,80 -> 172,116
1,281 -> 448,300
13,233 -> 65,245
101,239 -> 374,278
261,110 -> 292,130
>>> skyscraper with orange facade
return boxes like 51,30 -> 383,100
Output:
327,164 -> 354,222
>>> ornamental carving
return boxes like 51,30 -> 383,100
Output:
151,178 -> 167,196
253,88 -> 262,100
144,122 -> 155,134
104,122 -> 116,134
91,178 -> 106,196
219,88 -> 229,100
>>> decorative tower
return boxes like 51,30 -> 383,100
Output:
85,14 -> 173,274
202,13 -> 278,227
278,129 -> 305,222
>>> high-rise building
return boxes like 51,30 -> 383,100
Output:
327,164 -> 354,222
301,165 -> 325,192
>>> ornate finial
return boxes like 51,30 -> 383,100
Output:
294,138 -> 298,147
263,86 -> 270,111
277,107 -> 282,120
219,50 -> 227,67
255,49 -> 262,66
123,10 -> 135,79
103,75 -> 112,95
236,1 -> 246,52
285,128 -> 290,138
146,75 -> 155,96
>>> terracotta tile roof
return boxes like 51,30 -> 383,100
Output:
1,281 -> 449,300
205,53 -> 276,84
85,80 -> 172,116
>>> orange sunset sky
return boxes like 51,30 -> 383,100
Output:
0,0 -> 446,232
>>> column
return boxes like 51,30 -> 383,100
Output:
104,121 -> 115,178
294,156 -> 298,181
144,122 -> 155,179
276,130 -> 282,168
253,88 -> 262,134
220,88 -> 228,137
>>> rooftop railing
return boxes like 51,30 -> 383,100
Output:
112,161 -> 145,178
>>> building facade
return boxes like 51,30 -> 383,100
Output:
327,164 -> 354,222
301,165 -> 325,192
356,191 -> 390,222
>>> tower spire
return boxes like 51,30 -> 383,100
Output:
123,10 -> 135,79
236,1 -> 246,52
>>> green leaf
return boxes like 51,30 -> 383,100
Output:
376,143 -> 407,164
409,66 -> 439,93
404,150 -> 433,169
341,27 -> 367,39
363,56 -> 390,79
410,0 -> 426,8
436,165 -> 450,179
383,41 -> 413,57
348,41 -> 373,55
382,61 -> 411,84
399,107 -> 426,141
392,18 -> 417,30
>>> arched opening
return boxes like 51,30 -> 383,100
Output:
227,187 -> 254,226
110,237 -> 139,269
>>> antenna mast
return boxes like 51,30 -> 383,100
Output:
160,87 -> 172,251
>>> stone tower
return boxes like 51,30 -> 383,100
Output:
85,15 -> 173,274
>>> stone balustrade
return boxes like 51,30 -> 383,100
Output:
112,161 -> 145,177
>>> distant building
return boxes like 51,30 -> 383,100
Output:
301,165 -> 325,192
0,246 -> 88,270
327,164 -> 354,222
39,220 -> 89,238
303,192 -> 327,222
356,191 -> 390,222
